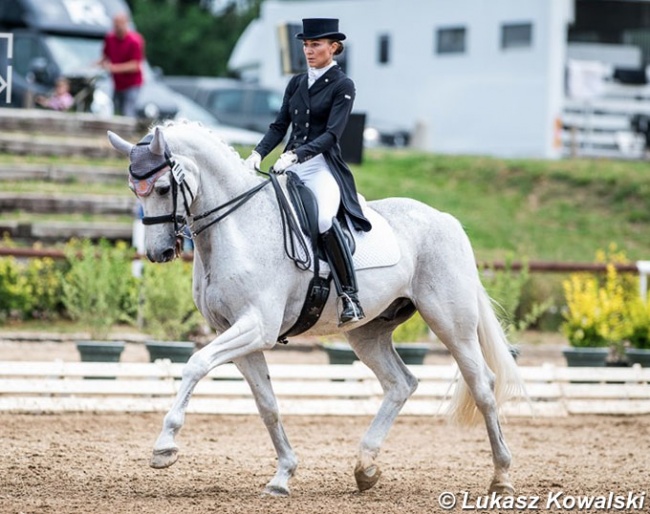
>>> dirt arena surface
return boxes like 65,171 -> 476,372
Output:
1,412 -> 649,514
1,334 -> 647,513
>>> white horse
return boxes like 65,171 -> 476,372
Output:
108,121 -> 524,497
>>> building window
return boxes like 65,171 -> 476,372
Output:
501,23 -> 533,50
436,26 -> 466,55
378,34 -> 390,64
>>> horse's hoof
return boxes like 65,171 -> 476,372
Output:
262,485 -> 290,497
354,464 -> 382,492
489,479 -> 515,495
150,447 -> 179,469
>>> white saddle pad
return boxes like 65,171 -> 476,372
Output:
315,198 -> 401,272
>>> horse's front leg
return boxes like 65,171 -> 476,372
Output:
150,314 -> 272,469
233,351 -> 298,496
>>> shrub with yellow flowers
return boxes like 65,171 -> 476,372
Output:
561,245 -> 650,354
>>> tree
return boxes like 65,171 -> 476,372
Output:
131,0 -> 261,77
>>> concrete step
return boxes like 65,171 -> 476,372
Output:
0,220 -> 133,244
0,108 -> 141,138
0,132 -> 123,159
0,162 -> 125,182
0,192 -> 136,215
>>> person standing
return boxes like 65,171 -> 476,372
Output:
100,12 -> 144,117
244,18 -> 371,327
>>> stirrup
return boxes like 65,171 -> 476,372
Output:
338,293 -> 365,327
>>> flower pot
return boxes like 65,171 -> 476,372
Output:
145,341 -> 195,363
76,341 -> 125,363
394,343 -> 431,365
562,347 -> 609,367
76,341 -> 125,379
321,342 -> 358,365
626,348 -> 650,367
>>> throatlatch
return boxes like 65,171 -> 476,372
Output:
320,218 -> 365,326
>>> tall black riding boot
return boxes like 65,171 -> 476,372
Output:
320,220 -> 365,327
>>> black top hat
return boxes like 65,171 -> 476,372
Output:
295,18 -> 346,41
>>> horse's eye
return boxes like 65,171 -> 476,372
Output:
156,185 -> 171,196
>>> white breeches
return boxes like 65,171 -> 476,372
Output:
288,154 -> 340,233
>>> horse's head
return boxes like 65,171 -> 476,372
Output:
108,126 -> 198,263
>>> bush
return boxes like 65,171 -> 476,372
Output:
561,245 -> 647,351
61,239 -> 138,340
23,256 -> 65,319
0,255 -> 31,322
481,256 -> 552,340
140,259 -> 202,341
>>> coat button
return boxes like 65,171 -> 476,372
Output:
306,109 -> 310,114
294,109 -> 298,114
305,122 -> 310,127
303,136 -> 307,140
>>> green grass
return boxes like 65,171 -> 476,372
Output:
352,150 -> 650,262
4,148 -> 650,263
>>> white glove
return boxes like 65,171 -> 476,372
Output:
272,151 -> 298,174
244,151 -> 261,171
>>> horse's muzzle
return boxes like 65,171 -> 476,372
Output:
147,247 -> 176,263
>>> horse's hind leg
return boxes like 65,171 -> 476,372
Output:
232,351 -> 298,496
447,339 -> 513,494
346,318 -> 419,492
418,298 -> 515,495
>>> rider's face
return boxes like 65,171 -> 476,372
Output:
303,39 -> 337,69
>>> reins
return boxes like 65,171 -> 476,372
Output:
134,152 -> 312,271
192,178 -> 270,236
265,172 -> 311,271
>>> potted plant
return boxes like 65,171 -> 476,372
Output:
625,296 -> 650,367
561,247 -> 637,367
320,340 -> 359,365
61,239 -> 137,362
320,313 -> 432,365
140,259 -> 202,363
392,313 -> 432,365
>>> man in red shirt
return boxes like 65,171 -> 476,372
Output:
100,12 -> 144,117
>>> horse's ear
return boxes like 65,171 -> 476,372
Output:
149,126 -> 166,156
107,131 -> 134,155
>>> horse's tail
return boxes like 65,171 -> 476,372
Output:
447,285 -> 526,426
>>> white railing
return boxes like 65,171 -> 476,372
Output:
1,360 -> 649,417
562,81 -> 650,160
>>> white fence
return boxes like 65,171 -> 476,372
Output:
562,81 -> 650,159
1,361 -> 649,417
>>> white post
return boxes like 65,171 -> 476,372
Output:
132,203 -> 145,278
636,261 -> 650,302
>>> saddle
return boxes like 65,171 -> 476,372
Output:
277,171 -> 354,342
285,171 -> 356,258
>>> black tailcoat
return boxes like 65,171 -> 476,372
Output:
254,65 -> 371,232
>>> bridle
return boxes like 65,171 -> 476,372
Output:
130,148 -> 194,237
130,149 -> 310,269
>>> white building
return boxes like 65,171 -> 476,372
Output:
229,0 -> 574,158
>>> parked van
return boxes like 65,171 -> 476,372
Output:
0,0 -> 178,118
